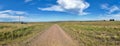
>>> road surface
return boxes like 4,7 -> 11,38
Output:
28,24 -> 78,46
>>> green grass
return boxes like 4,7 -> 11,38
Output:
0,23 -> 52,46
59,21 -> 120,46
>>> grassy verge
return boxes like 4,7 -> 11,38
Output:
59,21 -> 120,46
0,23 -> 52,46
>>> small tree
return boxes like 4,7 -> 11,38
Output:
109,19 -> 115,21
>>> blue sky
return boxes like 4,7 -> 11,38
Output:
0,0 -> 120,22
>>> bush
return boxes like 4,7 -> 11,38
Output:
109,19 -> 115,21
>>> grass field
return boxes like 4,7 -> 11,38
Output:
59,21 -> 120,46
0,21 -> 120,46
0,23 -> 52,46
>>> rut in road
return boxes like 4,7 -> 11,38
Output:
28,24 -> 78,46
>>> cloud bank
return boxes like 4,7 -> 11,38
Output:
0,10 -> 26,20
100,4 -> 120,20
101,4 -> 120,14
39,0 -> 90,15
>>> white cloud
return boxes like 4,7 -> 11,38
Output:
109,6 -> 120,14
0,14 -> 25,19
101,4 -> 109,9
0,10 -> 26,19
109,13 -> 120,19
101,4 -> 120,20
39,0 -> 90,15
101,4 -> 120,14
99,13 -> 120,20
38,5 -> 64,12
25,0 -> 32,3
0,10 -> 27,15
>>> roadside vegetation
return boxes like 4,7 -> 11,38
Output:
59,21 -> 120,46
0,21 -> 120,46
0,23 -> 52,46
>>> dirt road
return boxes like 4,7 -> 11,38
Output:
28,24 -> 78,46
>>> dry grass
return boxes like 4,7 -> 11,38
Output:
1,21 -> 120,46
0,23 -> 52,46
59,21 -> 120,46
